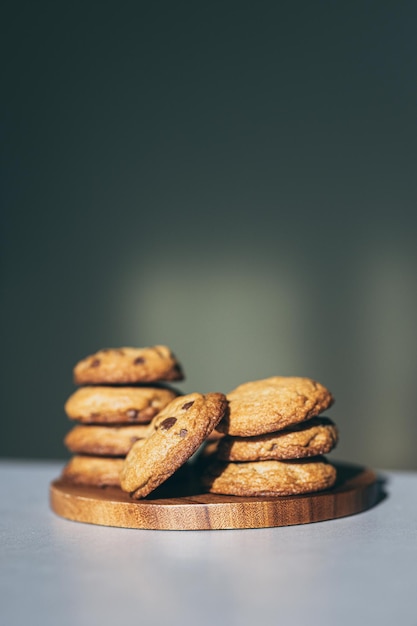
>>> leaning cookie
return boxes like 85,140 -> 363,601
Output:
64,424 -> 150,456
65,385 -> 178,424
203,457 -> 337,497
73,345 -> 184,385
61,455 -> 124,487
218,376 -> 334,437
120,392 -> 227,499
216,417 -> 338,462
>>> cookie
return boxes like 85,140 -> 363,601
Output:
218,376 -> 334,437
65,385 -> 178,424
61,455 -> 124,487
64,424 -> 150,456
73,345 -> 184,385
120,392 -> 227,498
216,417 -> 338,462
203,457 -> 337,497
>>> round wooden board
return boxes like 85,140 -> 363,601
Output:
50,461 -> 380,531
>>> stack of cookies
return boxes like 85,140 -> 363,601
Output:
61,353 -> 338,501
202,376 -> 338,496
61,346 -> 184,488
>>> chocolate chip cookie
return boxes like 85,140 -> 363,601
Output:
218,376 -> 334,437
216,417 -> 338,462
65,385 -> 178,424
203,457 -> 337,497
120,392 -> 227,498
73,345 -> 184,385
61,455 -> 124,487
64,424 -> 150,456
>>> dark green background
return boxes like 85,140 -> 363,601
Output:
2,1 -> 417,468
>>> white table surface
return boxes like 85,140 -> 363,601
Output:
1,460 -> 417,626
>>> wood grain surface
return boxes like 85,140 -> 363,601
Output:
50,461 -> 380,530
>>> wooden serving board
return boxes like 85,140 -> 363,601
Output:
50,461 -> 380,531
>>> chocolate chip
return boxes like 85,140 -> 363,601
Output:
182,401 -> 194,410
133,357 -> 145,365
126,409 -> 139,420
179,429 -> 188,438
160,417 -> 177,430
270,444 -> 277,451
90,358 -> 101,367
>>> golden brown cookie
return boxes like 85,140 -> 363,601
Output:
120,392 -> 227,499
64,424 -> 150,456
218,376 -> 334,436
203,457 -> 337,496
73,345 -> 184,385
64,385 -> 178,424
61,455 -> 124,487
216,417 -> 338,461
